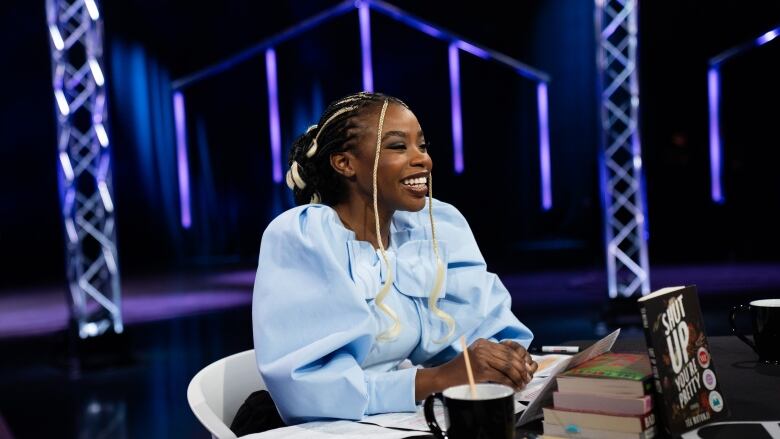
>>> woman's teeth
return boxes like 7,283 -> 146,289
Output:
402,177 -> 427,186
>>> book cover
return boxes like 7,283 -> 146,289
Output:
556,353 -> 653,397
543,421 -> 657,439
637,285 -> 729,436
560,352 -> 652,380
552,392 -> 653,416
542,407 -> 656,433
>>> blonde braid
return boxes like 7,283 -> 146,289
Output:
427,174 -> 456,343
373,100 -> 401,341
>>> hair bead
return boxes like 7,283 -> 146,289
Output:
305,139 -> 318,158
290,161 -> 306,189
285,170 -> 295,190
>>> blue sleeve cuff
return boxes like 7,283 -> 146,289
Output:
364,367 -> 418,415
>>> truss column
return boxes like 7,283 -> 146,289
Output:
595,0 -> 650,298
46,0 -> 123,337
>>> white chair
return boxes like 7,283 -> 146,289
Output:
187,349 -> 267,439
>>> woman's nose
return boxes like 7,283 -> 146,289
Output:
410,147 -> 431,168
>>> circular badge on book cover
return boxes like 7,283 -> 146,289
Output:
702,369 -> 717,390
697,347 -> 711,368
709,390 -> 724,412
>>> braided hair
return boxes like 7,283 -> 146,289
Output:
286,92 -> 407,205
286,91 -> 455,343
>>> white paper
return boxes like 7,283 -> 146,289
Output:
362,404 -> 442,432
242,420 -> 419,438
514,353 -> 571,403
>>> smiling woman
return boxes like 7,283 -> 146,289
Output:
244,91 -> 537,433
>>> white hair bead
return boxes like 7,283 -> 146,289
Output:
290,161 -> 306,189
305,139 -> 318,158
285,169 -> 295,190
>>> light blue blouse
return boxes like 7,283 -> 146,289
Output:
252,199 -> 533,424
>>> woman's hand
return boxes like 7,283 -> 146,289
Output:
452,338 -> 538,390
415,338 -> 538,400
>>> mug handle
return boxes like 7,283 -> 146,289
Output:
423,393 -> 446,439
729,304 -> 758,354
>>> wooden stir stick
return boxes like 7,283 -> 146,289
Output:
460,335 -> 477,399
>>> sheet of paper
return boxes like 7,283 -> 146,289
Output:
514,353 -> 571,403
361,404 -> 442,432
243,420 -> 419,438
362,398 -> 529,434
515,328 -> 621,426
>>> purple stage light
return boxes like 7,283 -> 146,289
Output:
706,25 -> 779,204
358,2 -> 374,92
366,0 -> 548,82
170,0 -> 551,192
173,91 -> 192,228
708,67 -> 723,204
756,28 -> 779,46
537,82 -> 552,210
417,23 -> 444,39
448,43 -> 464,174
265,48 -> 283,184
456,41 -> 490,60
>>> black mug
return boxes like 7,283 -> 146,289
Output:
729,299 -> 780,365
423,383 -> 515,439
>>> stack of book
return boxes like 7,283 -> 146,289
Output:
542,352 -> 657,439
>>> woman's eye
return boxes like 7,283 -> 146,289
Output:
418,143 -> 430,151
387,143 -> 406,150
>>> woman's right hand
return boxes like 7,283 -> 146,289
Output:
441,338 -> 537,390
415,338 -> 538,400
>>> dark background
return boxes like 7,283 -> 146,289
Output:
2,0 -> 779,291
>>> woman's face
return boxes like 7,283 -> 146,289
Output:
350,103 -> 433,213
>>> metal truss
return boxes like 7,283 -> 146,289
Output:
46,0 -> 123,338
595,0 -> 650,298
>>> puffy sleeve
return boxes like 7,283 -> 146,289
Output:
408,200 -> 534,366
252,206 -> 418,424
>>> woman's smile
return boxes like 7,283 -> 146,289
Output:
400,173 -> 429,197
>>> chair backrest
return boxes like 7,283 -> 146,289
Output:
187,349 -> 266,439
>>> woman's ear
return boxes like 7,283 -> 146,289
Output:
330,152 -> 356,178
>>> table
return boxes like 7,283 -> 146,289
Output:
248,336 -> 779,438
514,335 -> 780,438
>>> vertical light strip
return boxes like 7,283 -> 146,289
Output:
173,91 -> 192,228
358,2 -> 374,92
265,48 -> 283,183
448,43 -> 464,174
537,82 -> 552,210
708,66 -> 723,203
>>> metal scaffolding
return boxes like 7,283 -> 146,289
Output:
595,0 -> 651,298
46,0 -> 123,338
